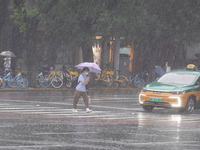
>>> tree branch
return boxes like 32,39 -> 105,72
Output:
41,0 -> 59,14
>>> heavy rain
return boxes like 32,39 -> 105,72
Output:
0,0 -> 200,149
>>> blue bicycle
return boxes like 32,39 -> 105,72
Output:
36,72 -> 51,88
128,72 -> 147,88
16,72 -> 29,88
1,71 -> 28,88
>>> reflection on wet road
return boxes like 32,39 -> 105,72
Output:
0,90 -> 200,149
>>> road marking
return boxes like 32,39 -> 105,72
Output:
0,98 -> 140,109
91,97 -> 137,101
0,103 -> 141,113
90,104 -> 141,111
44,114 -> 123,117
0,104 -> 11,105
76,138 -> 198,146
0,107 -> 59,110
0,144 -> 114,150
0,96 -> 143,121
0,99 -> 73,105
0,139 -> 115,150
33,132 -> 99,135
98,116 -> 141,120
0,125 -> 15,128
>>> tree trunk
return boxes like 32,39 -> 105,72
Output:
0,0 -> 13,68
0,0 -> 13,52
82,44 -> 94,62
46,40 -> 57,68
0,0 -> 7,28
101,38 -> 110,69
73,47 -> 83,66
113,35 -> 121,76
26,19 -> 39,88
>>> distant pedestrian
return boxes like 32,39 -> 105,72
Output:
165,62 -> 171,72
72,67 -> 92,113
4,56 -> 11,73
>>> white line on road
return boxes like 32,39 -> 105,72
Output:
90,104 -> 141,111
0,98 -> 140,109
91,97 -> 138,101
0,99 -> 73,106
33,132 -> 100,135
0,107 -> 59,110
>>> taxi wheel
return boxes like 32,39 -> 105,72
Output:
185,97 -> 195,113
142,105 -> 154,112
179,97 -> 195,114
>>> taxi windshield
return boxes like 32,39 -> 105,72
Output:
157,72 -> 198,85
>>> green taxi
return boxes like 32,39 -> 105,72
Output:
139,64 -> 200,113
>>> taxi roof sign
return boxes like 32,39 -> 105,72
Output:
187,64 -> 197,71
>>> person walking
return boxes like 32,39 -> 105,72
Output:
72,67 -> 92,113
4,56 -> 11,73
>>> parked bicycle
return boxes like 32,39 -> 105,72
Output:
128,72 -> 148,88
16,70 -> 29,88
0,77 -> 3,88
36,70 -> 63,88
61,67 -> 79,88
0,70 -> 29,88
112,70 -> 129,88
94,65 -> 114,87
94,64 -> 128,87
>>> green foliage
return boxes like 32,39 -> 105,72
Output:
27,7 -> 39,18
9,4 -> 26,33
8,0 -> 200,56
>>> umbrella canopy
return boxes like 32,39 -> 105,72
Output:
75,62 -> 101,74
0,51 -> 16,57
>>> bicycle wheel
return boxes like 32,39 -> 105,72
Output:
7,75 -> 17,88
134,77 -> 145,88
112,81 -> 119,88
36,79 -> 41,88
39,76 -> 51,88
101,76 -> 113,87
118,76 -> 128,88
66,79 -> 72,88
51,76 -> 63,88
0,77 -> 5,88
94,74 -> 100,86
17,76 -> 29,88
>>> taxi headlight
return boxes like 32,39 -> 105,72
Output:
139,94 -> 146,104
171,91 -> 185,95
169,96 -> 182,107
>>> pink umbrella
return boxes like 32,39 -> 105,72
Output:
75,62 -> 101,74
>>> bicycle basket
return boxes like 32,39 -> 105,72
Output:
107,71 -> 114,75
69,71 -> 78,76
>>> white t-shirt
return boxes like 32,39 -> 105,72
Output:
4,58 -> 11,68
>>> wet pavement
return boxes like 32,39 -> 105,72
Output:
0,89 -> 200,150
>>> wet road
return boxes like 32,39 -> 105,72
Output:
0,89 -> 200,150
